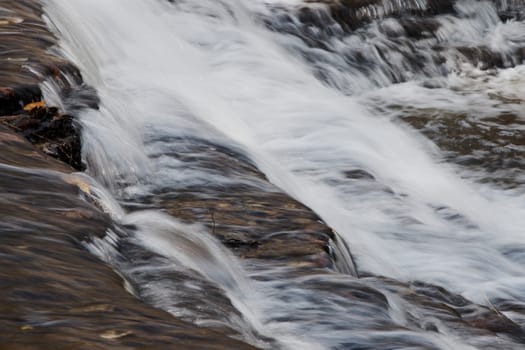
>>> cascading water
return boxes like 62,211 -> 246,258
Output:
42,0 -> 525,349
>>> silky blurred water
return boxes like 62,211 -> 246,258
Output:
43,0 -> 525,348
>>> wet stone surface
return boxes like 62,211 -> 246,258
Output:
0,1 -> 259,348
0,0 -> 94,170
0,126 -> 260,350
244,266 -> 525,349
3,1 -> 525,349
0,1 -> 82,89
0,104 -> 82,170
106,129 -> 525,348
401,108 -> 525,189
262,0 -> 525,93
119,133 -> 354,273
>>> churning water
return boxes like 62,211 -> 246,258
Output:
43,0 -> 525,349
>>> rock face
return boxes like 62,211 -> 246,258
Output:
0,85 -> 42,116
107,133 -> 525,348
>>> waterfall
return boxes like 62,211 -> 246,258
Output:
42,0 -> 525,349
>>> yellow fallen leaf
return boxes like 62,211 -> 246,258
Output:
23,101 -> 46,111
20,325 -> 33,331
100,330 -> 133,340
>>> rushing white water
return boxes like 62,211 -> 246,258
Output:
43,0 -> 525,348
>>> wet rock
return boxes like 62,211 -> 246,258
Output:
0,104 -> 83,170
0,126 -> 260,350
399,18 -> 440,39
343,169 -> 376,180
0,1 -> 83,89
0,123 -> 71,172
495,0 -> 525,21
0,85 -> 41,116
119,132 -> 358,274
401,109 -> 525,188
112,238 -> 268,343
295,0 -> 455,33
0,1 -> 259,348
457,46 -> 506,70
365,276 -> 525,344
263,0 -> 525,93
0,0 -> 99,171
160,188 -> 344,270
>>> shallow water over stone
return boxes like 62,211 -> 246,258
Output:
2,0 -> 525,349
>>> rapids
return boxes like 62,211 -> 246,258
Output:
41,0 -> 525,349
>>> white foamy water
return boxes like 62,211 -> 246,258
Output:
44,0 -> 525,348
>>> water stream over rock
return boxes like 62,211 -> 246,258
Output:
1,0 -> 524,349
